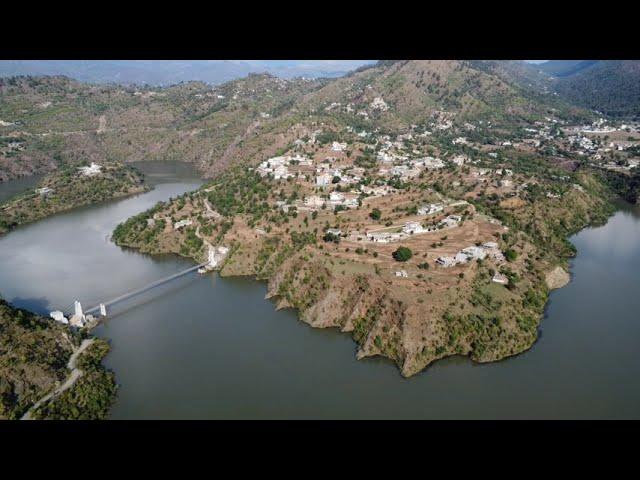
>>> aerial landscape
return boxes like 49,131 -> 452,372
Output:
1,59 -> 640,420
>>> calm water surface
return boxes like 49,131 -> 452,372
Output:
1,162 -> 639,419
0,174 -> 44,203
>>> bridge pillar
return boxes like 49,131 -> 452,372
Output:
100,303 -> 107,317
70,300 -> 86,327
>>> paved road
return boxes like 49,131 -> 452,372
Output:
21,338 -> 95,420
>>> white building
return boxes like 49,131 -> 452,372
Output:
439,215 -> 462,229
174,219 -> 193,230
331,141 -> 347,152
461,246 -> 487,261
316,173 -> 332,186
208,246 -> 229,268
418,203 -> 443,216
50,310 -> 68,324
402,222 -> 424,234
329,191 -> 345,203
35,187 -> 54,196
436,256 -> 457,268
273,165 -> 293,180
492,272 -> 509,284
370,97 -> 389,111
451,155 -> 467,166
304,195 -> 325,208
78,162 -> 102,176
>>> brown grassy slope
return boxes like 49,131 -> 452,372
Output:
0,74 -> 326,181
296,60 -> 585,128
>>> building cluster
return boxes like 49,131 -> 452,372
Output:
436,241 -> 504,268
361,214 -> 462,244
257,155 -> 312,180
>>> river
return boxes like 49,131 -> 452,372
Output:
1,161 -> 639,419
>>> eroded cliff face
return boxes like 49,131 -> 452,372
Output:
230,246 -> 544,378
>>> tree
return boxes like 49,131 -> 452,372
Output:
392,246 -> 412,262
505,249 -> 518,262
369,208 -> 382,221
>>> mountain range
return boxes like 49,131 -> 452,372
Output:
0,60 -> 374,86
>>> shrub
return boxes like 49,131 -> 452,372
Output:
392,246 -> 412,262
505,249 -> 518,262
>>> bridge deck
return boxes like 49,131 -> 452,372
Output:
84,262 -> 208,315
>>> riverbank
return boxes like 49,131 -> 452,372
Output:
0,161 -> 202,420
3,160 -> 639,418
98,200 -> 640,419
0,161 -> 148,236
110,165 -> 617,378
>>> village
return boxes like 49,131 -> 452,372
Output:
143,106 -> 545,291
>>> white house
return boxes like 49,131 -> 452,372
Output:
402,222 -> 424,234
461,246 -> 487,261
439,215 -> 462,229
451,155 -> 467,166
174,219 -> 193,230
316,173 -> 332,186
436,256 -> 457,267
492,272 -> 509,284
36,187 -> 54,196
329,191 -> 345,203
331,141 -> 347,152
78,162 -> 102,176
418,203 -> 443,215
304,195 -> 325,208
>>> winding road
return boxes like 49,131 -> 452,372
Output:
21,338 -> 95,420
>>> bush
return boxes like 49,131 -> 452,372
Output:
505,249 -> 518,262
392,246 -> 412,262
369,208 -> 381,220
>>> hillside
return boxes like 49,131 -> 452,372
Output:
549,61 -> 640,118
297,60 -> 589,128
0,74 -> 326,181
0,298 -> 116,419
0,161 -> 147,235
0,298 -> 77,419
0,61 -> 598,184
536,60 -> 599,78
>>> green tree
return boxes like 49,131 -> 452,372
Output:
392,246 -> 412,262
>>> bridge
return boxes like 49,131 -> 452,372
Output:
85,261 -> 209,315
51,261 -> 209,325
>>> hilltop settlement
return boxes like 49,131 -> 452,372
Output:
1,60 -> 639,417
110,61 -> 635,376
